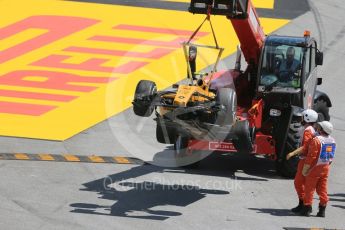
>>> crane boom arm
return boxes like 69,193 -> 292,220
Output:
189,0 -> 265,65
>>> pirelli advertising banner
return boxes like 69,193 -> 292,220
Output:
0,0 -> 288,140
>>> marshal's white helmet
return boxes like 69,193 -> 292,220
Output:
302,109 -> 318,123
318,121 -> 333,135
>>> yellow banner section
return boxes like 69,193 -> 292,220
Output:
252,0 -> 274,9
0,0 -> 288,140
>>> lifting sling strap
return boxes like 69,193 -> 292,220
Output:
184,3 -> 225,85
186,4 -> 219,49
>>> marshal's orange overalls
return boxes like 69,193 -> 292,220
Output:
303,135 -> 336,206
294,125 -> 316,200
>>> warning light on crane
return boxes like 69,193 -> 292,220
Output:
304,30 -> 311,37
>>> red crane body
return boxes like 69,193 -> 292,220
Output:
189,0 -> 265,66
133,0 -> 329,177
187,0 -> 273,156
230,0 -> 265,65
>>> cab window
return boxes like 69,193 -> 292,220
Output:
260,44 -> 303,88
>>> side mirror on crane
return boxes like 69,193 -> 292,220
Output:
316,50 -> 323,66
317,77 -> 322,85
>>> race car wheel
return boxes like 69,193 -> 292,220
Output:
174,135 -> 200,168
174,135 -> 189,156
232,120 -> 253,153
133,80 -> 157,117
216,88 -> 237,126
156,118 -> 176,144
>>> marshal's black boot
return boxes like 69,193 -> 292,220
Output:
300,205 -> 312,217
316,205 -> 326,217
291,199 -> 304,213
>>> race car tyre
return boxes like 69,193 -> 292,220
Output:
156,118 -> 176,144
173,135 -> 201,168
216,88 -> 237,126
232,120 -> 253,153
174,135 -> 189,156
133,80 -> 157,117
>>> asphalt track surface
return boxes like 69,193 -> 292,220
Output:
1,0 -> 345,229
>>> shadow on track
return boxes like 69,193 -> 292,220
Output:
152,146 -> 280,181
71,178 -> 228,220
70,164 -> 230,220
329,193 -> 345,210
70,147 -> 283,220
332,204 -> 345,210
248,208 -> 296,217
329,193 -> 345,202
250,193 -> 345,216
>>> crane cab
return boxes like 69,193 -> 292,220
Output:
257,34 -> 324,110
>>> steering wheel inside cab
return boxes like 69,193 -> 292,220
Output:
278,70 -> 295,81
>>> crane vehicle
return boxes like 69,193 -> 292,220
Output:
132,0 -> 331,177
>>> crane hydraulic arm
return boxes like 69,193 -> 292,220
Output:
189,0 -> 265,66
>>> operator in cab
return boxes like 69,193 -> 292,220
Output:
276,47 -> 301,82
